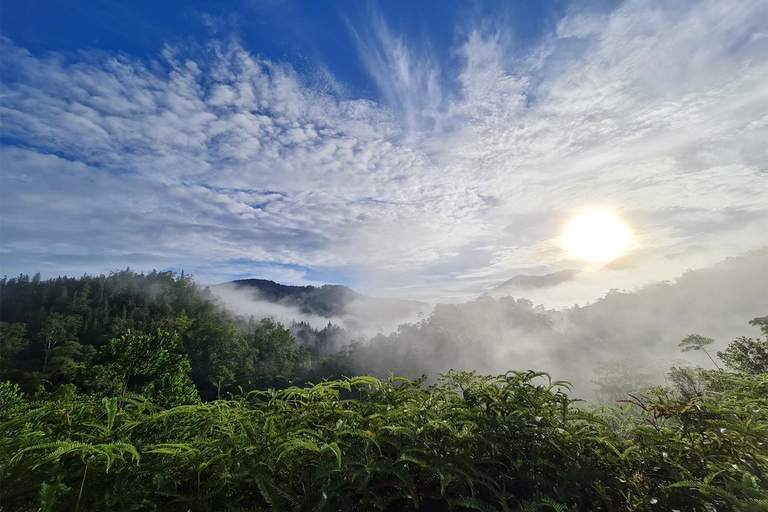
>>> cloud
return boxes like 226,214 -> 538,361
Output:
346,11 -> 447,133
1,0 -> 766,300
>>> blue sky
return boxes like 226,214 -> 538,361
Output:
1,0 -> 766,302
1,1 -> 567,99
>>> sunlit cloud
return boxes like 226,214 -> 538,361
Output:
0,0 -> 766,302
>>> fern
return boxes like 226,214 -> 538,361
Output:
1,369 -> 765,511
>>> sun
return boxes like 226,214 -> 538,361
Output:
563,211 -> 631,261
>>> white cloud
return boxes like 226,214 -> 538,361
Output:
0,0 -> 766,302
347,11 -> 447,133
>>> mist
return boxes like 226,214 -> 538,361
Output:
209,250 -> 767,399
210,282 -> 430,339
359,250 -> 767,396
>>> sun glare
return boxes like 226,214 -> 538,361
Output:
563,211 -> 631,261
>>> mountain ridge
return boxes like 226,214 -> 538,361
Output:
221,278 -> 427,320
495,269 -> 579,292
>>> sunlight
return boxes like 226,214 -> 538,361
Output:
563,211 -> 631,261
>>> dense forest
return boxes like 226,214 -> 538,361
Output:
0,270 -> 358,402
1,270 -> 767,510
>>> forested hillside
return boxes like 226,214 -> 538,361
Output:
1,251 -> 765,401
223,279 -> 426,321
0,270 -> 345,402
1,268 -> 767,510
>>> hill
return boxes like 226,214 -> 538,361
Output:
495,269 -> 579,292
221,279 -> 427,327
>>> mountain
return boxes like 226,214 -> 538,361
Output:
221,279 -> 427,324
224,279 -> 360,317
495,269 -> 579,292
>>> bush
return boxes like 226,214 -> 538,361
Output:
1,370 -> 766,511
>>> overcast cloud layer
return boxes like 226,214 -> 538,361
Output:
1,0 -> 766,302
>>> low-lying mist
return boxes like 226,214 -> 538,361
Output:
212,283 -> 432,349
213,249 -> 767,399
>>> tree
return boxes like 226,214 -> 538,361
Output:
92,329 -> 198,406
47,341 -> 97,385
749,315 -> 768,336
183,313 -> 255,399
667,364 -> 708,399
717,336 -> 768,374
679,334 -> 720,369
716,317 -> 768,374
207,329 -> 250,400
0,322 -> 30,381
38,313 -> 82,374
251,318 -> 309,385
140,356 -> 199,407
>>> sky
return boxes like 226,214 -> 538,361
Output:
1,0 -> 766,302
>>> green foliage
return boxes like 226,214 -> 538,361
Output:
667,364 -> 708,399
0,380 -> 26,413
2,366 -> 765,511
718,336 -> 768,374
750,316 -> 768,336
0,322 -> 28,363
251,318 -> 311,386
2,273 -> 766,510
717,318 -> 768,374
37,313 -> 82,374
0,270 -> 334,400
91,329 -> 199,407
